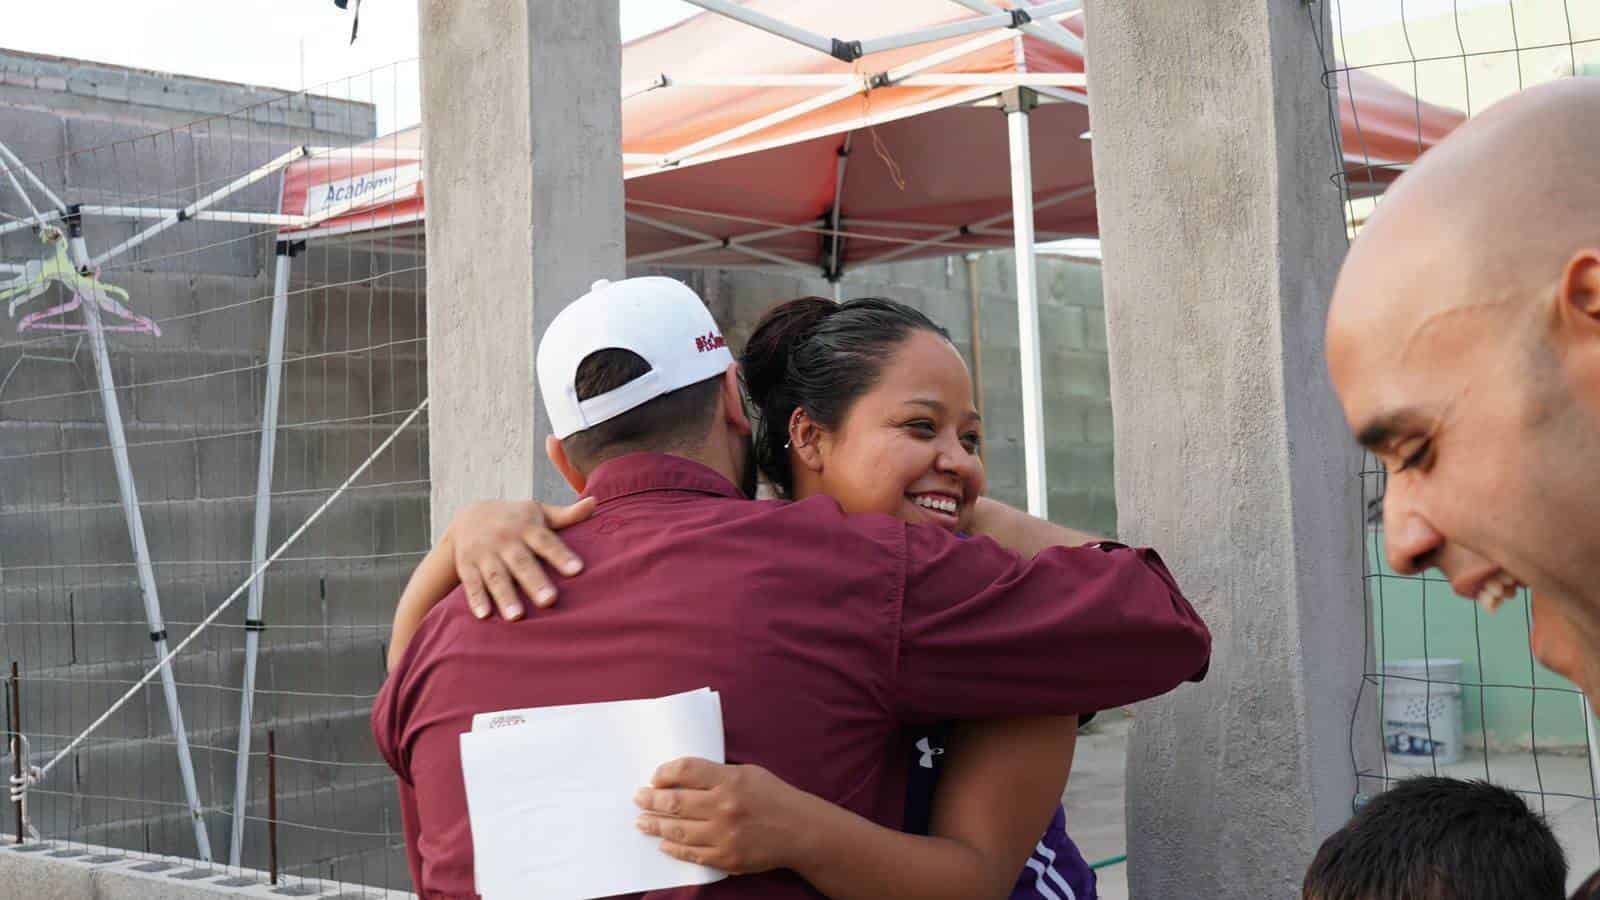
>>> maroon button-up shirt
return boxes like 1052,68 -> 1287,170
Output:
373,453 -> 1209,899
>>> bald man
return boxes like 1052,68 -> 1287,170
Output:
1326,77 -> 1600,897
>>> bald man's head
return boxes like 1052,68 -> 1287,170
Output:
1327,77 -> 1600,707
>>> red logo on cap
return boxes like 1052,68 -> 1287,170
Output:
695,333 -> 727,353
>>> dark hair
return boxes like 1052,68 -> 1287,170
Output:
560,348 -> 723,471
739,296 -> 950,495
1302,777 -> 1566,900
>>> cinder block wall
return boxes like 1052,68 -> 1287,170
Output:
0,48 -> 376,142
0,54 -> 416,891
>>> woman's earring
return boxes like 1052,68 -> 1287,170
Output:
783,440 -> 792,449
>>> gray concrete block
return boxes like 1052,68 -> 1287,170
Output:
91,73 -> 132,105
60,422 -> 200,505
62,119 -> 199,201
0,844 -> 95,900
282,285 -> 427,360
0,106 -> 69,184
1040,394 -> 1089,446
1084,307 -> 1107,352
279,354 -> 427,428
129,351 -> 261,427
261,423 -> 428,496
1085,399 -> 1115,446
91,220 -> 262,281
1046,305 -> 1086,352
1047,350 -> 1112,399
0,482 -> 427,573
0,421 -> 65,508
1042,258 -> 1103,308
0,344 -> 136,425
1047,446 -> 1115,496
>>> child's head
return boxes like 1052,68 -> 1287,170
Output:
1303,777 -> 1566,900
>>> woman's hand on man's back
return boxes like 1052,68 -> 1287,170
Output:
449,497 -> 595,620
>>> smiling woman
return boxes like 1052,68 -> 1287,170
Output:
740,296 -> 986,529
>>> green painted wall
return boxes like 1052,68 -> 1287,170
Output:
1368,537 -> 1595,749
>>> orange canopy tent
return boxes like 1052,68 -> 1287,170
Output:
274,0 -> 1464,515
278,0 -> 1460,268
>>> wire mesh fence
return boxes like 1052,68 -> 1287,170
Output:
0,59 -> 425,895
1322,0 -> 1600,885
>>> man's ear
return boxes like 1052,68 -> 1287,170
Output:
789,407 -> 825,475
721,364 -> 751,436
1559,249 -> 1600,323
546,435 -> 586,494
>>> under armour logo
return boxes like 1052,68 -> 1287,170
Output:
916,736 -> 945,769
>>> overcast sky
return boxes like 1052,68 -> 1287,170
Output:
3,2 -> 701,132
1,1 -> 1496,132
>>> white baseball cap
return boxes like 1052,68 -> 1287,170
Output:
537,277 -> 734,439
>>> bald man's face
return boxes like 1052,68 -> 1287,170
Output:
1328,228 -> 1600,702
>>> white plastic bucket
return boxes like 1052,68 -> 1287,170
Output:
1382,658 -> 1464,765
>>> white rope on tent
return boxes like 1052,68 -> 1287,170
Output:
25,397 -> 430,785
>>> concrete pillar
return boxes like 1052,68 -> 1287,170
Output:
419,0 -> 625,537
1083,1 -> 1372,894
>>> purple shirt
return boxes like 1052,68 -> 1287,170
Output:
372,453 -> 1209,899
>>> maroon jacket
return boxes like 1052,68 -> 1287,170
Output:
373,453 -> 1210,898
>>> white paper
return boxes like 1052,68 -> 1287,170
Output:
460,688 -> 726,900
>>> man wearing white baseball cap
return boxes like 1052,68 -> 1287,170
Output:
374,276 -> 1209,898
536,277 -> 756,499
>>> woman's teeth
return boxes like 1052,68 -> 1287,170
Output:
912,495 -> 958,515
1477,572 -> 1523,614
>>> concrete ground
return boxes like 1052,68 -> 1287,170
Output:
1061,715 -> 1600,898
1062,715 -> 1131,900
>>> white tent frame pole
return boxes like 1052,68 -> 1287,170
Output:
0,152 -> 43,220
91,146 -> 308,268
1016,0 -> 1087,53
625,198 -> 997,258
663,80 -> 868,167
66,227 -> 213,861
680,0 -> 841,58
826,134 -> 853,280
685,0 -> 1078,61
856,2 -> 1078,57
0,141 -> 66,211
1583,693 -> 1600,800
946,0 -> 1085,57
629,241 -> 724,265
871,183 -> 1093,265
227,242 -> 294,867
659,6 -> 1080,169
1032,85 -> 1089,107
878,12 -> 1074,84
839,218 -> 952,232
79,206 -> 309,228
1004,89 -> 1048,518
624,211 -> 811,270
634,72 -> 1085,89
0,209 -> 63,239
629,87 -> 991,180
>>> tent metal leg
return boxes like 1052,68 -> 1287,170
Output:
1004,89 -> 1048,518
228,243 -> 294,866
66,229 -> 213,861
1586,693 -> 1600,799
